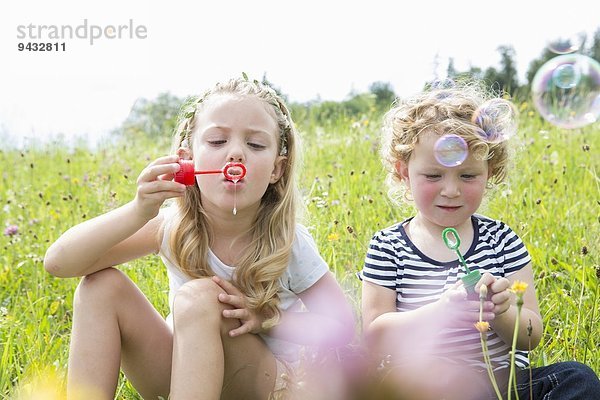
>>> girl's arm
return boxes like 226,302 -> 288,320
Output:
362,280 -> 491,357
479,263 -> 543,350
44,203 -> 163,278
362,280 -> 442,356
269,272 -> 356,348
361,280 -> 397,333
44,155 -> 186,278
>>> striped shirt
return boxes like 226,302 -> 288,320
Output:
361,214 -> 531,371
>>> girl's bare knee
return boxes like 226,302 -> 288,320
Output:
74,267 -> 129,305
173,278 -> 223,319
172,278 -> 239,335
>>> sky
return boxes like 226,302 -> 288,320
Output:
1,0 -> 598,147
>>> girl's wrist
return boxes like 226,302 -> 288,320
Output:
125,201 -> 157,230
128,199 -> 157,223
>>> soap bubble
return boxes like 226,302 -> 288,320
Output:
426,77 -> 456,91
471,99 -> 519,143
551,64 -> 581,89
532,54 -> 600,129
547,34 -> 584,55
434,134 -> 468,167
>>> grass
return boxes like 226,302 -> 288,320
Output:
0,105 -> 598,398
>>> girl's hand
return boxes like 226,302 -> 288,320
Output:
436,282 -> 494,329
133,155 -> 186,221
212,276 -> 265,337
476,273 -> 512,317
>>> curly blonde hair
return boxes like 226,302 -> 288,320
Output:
381,81 -> 516,204
165,77 -> 301,329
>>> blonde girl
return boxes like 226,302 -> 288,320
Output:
360,82 -> 600,399
45,78 -> 355,399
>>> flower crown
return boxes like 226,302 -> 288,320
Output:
177,75 -> 289,156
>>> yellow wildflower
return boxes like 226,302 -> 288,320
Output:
327,232 -> 339,242
475,321 -> 490,333
510,280 -> 528,295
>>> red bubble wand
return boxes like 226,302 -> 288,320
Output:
174,160 -> 247,186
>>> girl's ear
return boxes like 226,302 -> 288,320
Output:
270,156 -> 287,184
395,160 -> 409,182
177,146 -> 192,160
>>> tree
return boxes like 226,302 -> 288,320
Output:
482,45 -> 520,95
119,92 -> 184,140
446,58 -> 457,79
525,48 -> 557,90
368,81 -> 396,111
587,27 -> 600,62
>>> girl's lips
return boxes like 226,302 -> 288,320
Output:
223,179 -> 244,188
437,205 -> 461,211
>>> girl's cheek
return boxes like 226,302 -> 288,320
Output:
417,182 -> 439,199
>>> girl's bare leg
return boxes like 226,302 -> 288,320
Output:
68,268 -> 173,400
170,278 -> 278,400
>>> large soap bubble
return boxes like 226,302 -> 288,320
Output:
531,54 -> 600,129
471,99 -> 519,143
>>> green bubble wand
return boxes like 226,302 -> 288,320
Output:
442,227 -> 481,296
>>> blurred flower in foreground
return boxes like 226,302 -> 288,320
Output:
13,370 -> 104,400
4,225 -> 18,236
475,321 -> 490,333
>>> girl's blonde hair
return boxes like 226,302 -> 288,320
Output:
381,81 -> 515,204
166,77 -> 300,329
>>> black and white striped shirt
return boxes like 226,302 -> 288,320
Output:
361,214 -> 531,370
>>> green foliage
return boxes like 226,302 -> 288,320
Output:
118,92 -> 185,140
1,105 -> 598,398
588,28 -> 600,62
368,81 -> 396,112
448,45 -> 521,97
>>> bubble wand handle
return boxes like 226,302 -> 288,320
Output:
442,227 -> 470,273
442,227 -> 481,297
175,160 -> 247,186
194,169 -> 224,175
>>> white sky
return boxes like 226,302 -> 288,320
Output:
0,0 -> 598,146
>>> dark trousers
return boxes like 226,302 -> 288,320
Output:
486,361 -> 600,400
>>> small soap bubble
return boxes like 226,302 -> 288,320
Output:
532,54 -> 600,129
547,34 -> 584,55
426,78 -> 456,93
434,134 -> 468,167
471,99 -> 519,143
552,64 -> 581,89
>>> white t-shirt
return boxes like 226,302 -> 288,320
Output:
158,205 -> 329,362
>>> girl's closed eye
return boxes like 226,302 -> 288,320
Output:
424,174 -> 442,180
461,174 -> 477,180
247,141 -> 267,150
206,137 -> 227,146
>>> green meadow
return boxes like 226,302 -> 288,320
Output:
0,105 -> 598,398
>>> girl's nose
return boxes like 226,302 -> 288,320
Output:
227,143 -> 245,163
441,180 -> 460,198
